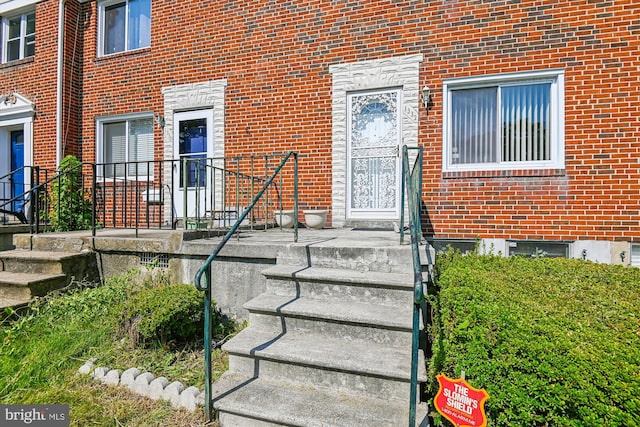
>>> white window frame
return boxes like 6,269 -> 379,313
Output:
1,8 -> 35,63
96,113 -> 154,180
443,69 -> 565,172
631,243 -> 640,268
97,0 -> 150,57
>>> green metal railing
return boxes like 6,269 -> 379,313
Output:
401,145 -> 426,427
194,151 -> 298,422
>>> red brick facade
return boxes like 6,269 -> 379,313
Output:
1,0 -> 639,247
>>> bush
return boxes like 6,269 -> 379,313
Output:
123,284 -> 206,346
50,155 -> 93,231
430,252 -> 640,427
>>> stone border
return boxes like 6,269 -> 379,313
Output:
78,358 -> 204,411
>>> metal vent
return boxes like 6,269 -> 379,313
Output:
140,253 -> 169,269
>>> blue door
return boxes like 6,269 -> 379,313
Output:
10,130 -> 24,212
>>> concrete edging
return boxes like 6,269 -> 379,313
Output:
78,358 -> 204,411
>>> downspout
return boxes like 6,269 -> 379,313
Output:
56,0 -> 66,167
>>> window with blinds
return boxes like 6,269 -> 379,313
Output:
444,70 -> 564,172
99,117 -> 153,178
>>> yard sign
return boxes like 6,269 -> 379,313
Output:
434,374 -> 489,427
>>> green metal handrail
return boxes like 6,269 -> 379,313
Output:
401,145 -> 426,427
194,151 -> 298,422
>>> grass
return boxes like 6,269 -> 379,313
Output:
0,270 -> 233,426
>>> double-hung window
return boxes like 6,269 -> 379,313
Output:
98,115 -> 154,179
98,0 -> 150,56
2,9 -> 35,62
443,70 -> 564,172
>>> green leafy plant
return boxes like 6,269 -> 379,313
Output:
430,252 -> 640,426
123,284 -> 208,346
49,155 -> 93,231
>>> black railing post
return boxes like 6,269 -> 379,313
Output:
92,163 -> 97,237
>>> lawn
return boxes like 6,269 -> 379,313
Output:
0,270 -> 232,427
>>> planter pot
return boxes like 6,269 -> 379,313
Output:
274,210 -> 295,228
186,220 -> 208,230
304,209 -> 328,229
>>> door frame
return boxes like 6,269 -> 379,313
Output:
328,54 -> 423,227
173,109 -> 214,218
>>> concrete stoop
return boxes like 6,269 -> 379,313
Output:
0,239 -> 99,308
213,243 -> 429,427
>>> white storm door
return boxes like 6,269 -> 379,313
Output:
173,110 -> 214,218
347,89 -> 402,220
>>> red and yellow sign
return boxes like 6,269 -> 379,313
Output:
434,375 -> 489,427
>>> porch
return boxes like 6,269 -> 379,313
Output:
0,147 -> 429,426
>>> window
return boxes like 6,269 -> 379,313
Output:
98,116 -> 154,178
631,244 -> 640,268
443,70 -> 564,172
98,0 -> 150,56
508,240 -> 569,258
2,9 -> 35,62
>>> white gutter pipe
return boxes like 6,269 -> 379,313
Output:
55,0 -> 66,168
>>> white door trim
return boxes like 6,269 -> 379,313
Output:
329,54 -> 423,227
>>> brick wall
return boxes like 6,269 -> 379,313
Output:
0,0 -> 61,170
10,0 -> 639,240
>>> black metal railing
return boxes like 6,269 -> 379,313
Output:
93,155 -> 285,236
0,154 -> 293,239
194,151 -> 299,422
400,145 -> 427,427
0,166 -> 53,225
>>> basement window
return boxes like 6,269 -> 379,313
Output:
631,244 -> 640,268
432,239 -> 477,255
508,240 -> 569,258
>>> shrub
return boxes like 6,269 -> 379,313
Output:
123,284 -> 206,346
430,252 -> 640,427
49,155 -> 92,231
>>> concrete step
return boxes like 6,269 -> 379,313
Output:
276,243 -> 413,274
0,250 -> 92,277
245,294 -> 412,346
212,373 -> 430,427
263,265 -> 414,306
224,327 -> 425,385
13,234 -> 88,252
0,272 -> 67,307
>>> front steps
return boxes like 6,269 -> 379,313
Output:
212,242 -> 429,426
0,236 -> 98,308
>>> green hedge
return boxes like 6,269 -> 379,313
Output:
430,252 -> 640,427
123,283 -> 205,346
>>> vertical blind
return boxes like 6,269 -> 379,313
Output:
103,118 -> 153,178
451,82 -> 551,165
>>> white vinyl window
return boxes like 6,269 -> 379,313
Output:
97,116 -> 154,178
2,9 -> 35,62
443,70 -> 564,172
98,0 -> 150,56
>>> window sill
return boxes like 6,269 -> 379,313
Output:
0,57 -> 34,70
94,47 -> 151,63
442,168 -> 566,179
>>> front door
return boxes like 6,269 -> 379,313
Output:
347,89 -> 402,220
10,130 -> 24,212
173,110 -> 214,218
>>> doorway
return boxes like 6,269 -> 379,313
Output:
346,88 -> 402,221
173,110 -> 214,218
